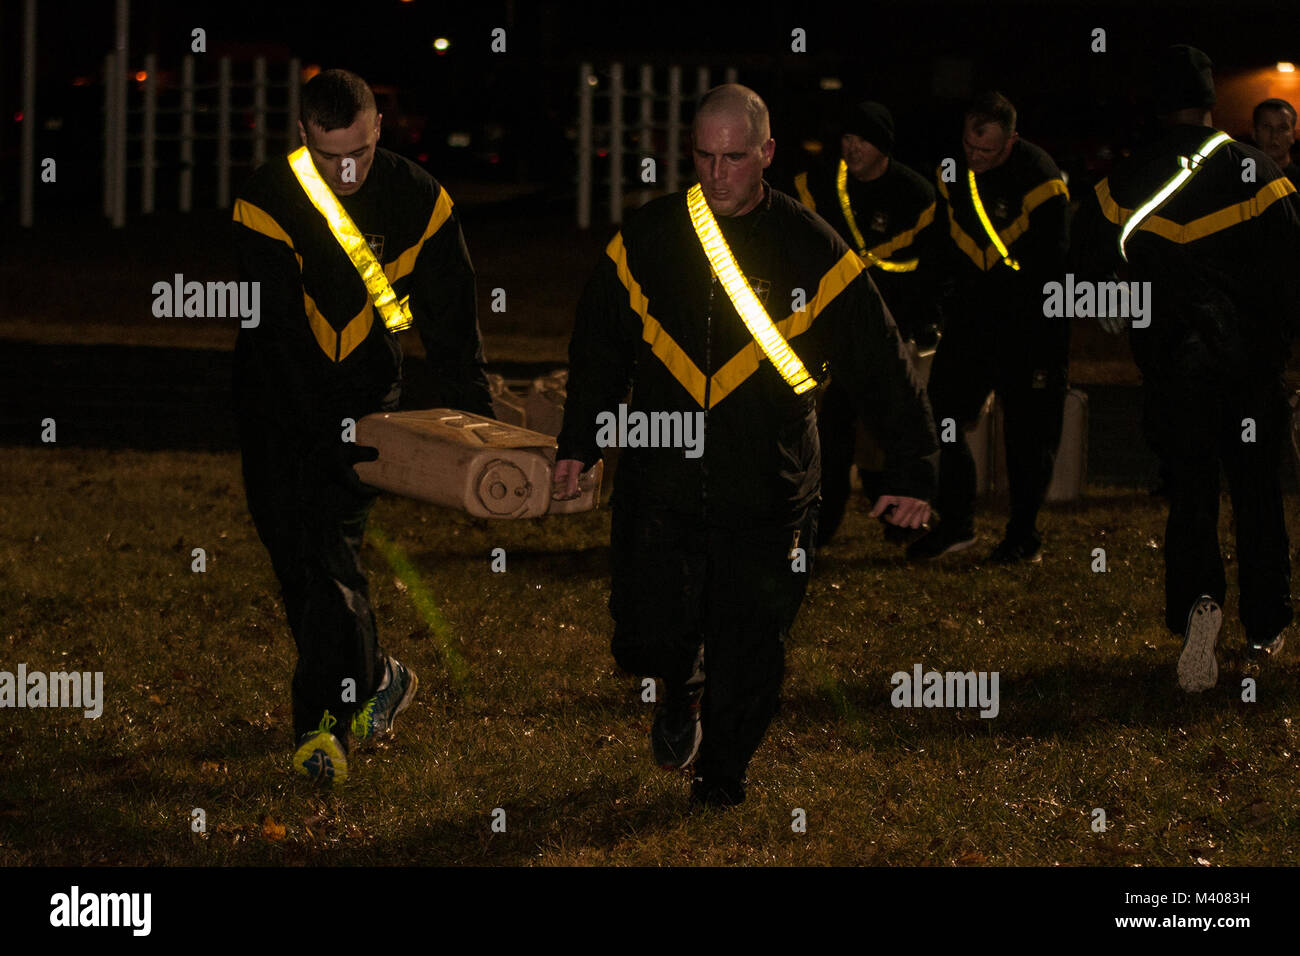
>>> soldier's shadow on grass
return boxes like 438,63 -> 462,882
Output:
345,782 -> 687,865
785,656 -> 1300,744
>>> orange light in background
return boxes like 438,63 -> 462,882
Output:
433,37 -> 450,52
72,76 -> 90,87
302,64 -> 321,82
1278,62 -> 1296,73
135,71 -> 147,82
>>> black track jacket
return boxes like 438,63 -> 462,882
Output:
557,183 -> 939,528
1072,124 -> 1300,383
232,147 -> 493,450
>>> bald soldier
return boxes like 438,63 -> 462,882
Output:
554,85 -> 938,808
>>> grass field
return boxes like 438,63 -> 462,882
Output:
1,447 -> 1298,866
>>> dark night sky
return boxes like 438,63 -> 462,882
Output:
2,0 -> 1298,203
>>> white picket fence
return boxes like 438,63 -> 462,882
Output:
576,62 -> 738,228
102,53 -> 302,226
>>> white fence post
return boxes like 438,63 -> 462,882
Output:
666,65 -> 681,194
103,51 -> 115,217
577,61 -> 593,229
142,52 -> 156,213
286,57 -> 301,151
252,56 -> 267,167
609,62 -> 623,224
19,0 -> 36,227
111,0 -> 128,228
217,56 -> 231,208
179,54 -> 194,212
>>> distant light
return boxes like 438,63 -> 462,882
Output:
487,153 -> 499,164
417,152 -> 429,163
135,71 -> 148,82
72,76 -> 90,87
1278,62 -> 1296,73
433,37 -> 450,52
586,74 -> 599,87
302,64 -> 321,82
448,131 -> 471,147
819,77 -> 843,91
801,139 -> 823,155
13,111 -> 22,123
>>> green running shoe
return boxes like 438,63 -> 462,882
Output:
294,710 -> 348,785
350,657 -> 420,743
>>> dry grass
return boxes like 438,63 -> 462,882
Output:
1,447 -> 1298,866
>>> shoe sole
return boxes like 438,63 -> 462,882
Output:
387,668 -> 419,733
294,733 -> 348,785
1178,597 -> 1221,693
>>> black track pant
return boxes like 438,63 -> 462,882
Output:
1144,373 -> 1293,643
926,321 -> 1067,542
236,412 -> 386,746
609,501 -> 818,783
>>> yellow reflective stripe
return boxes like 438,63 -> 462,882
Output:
863,201 -> 935,269
1000,178 -> 1069,247
302,289 -> 338,360
948,218 -> 993,269
838,161 -> 925,271
793,172 -> 816,212
686,184 -> 817,395
605,233 -> 708,407
337,301 -> 375,361
836,160 -> 870,255
968,169 -> 1020,270
1119,131 -> 1233,259
1094,178 -> 1130,225
233,199 -> 295,250
302,291 -> 374,363
288,146 -> 414,333
384,188 -> 455,285
708,249 -> 861,406
1132,176 -> 1296,245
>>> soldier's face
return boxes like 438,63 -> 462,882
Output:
299,109 -> 382,196
693,113 -> 774,217
1253,107 -> 1295,167
841,133 -> 885,178
963,118 -> 1017,174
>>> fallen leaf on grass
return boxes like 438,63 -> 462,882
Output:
260,815 -> 286,841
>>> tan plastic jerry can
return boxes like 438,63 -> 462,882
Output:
353,408 -> 601,518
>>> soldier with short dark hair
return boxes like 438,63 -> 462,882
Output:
232,68 -> 493,783
907,91 -> 1071,565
